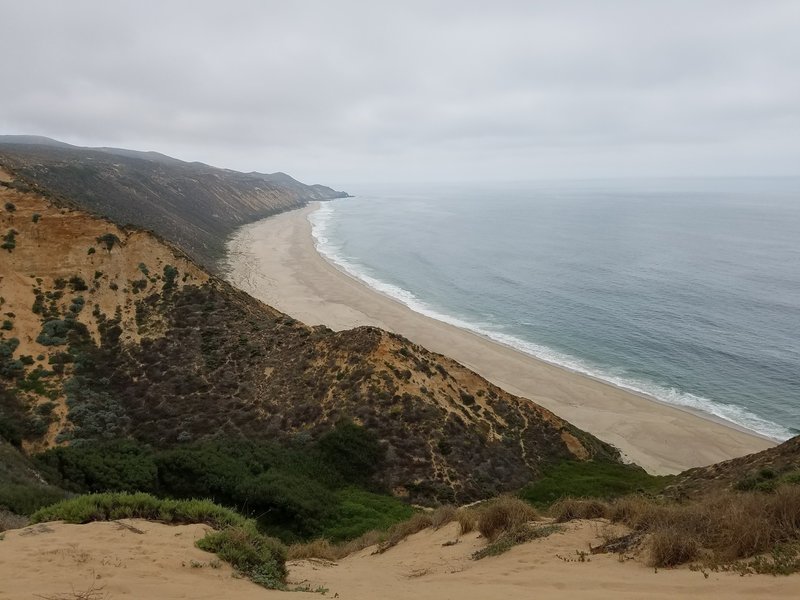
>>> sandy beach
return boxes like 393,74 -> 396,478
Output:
224,203 -> 774,474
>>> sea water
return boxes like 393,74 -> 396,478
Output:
309,178 -> 800,440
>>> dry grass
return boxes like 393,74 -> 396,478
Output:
283,486 -> 800,571
648,526 -> 701,567
430,505 -> 457,529
289,512 -> 441,561
456,508 -> 479,535
376,512 -> 434,553
549,498 -> 608,523
337,528 -> 385,557
287,539 -> 339,561
544,485 -> 800,569
288,529 -> 386,561
476,496 -> 539,542
564,484 -> 800,569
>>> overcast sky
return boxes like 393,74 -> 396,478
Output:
1,1 -> 799,185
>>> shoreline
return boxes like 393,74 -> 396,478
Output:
224,202 -> 775,474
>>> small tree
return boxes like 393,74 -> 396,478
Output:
96,233 -> 121,252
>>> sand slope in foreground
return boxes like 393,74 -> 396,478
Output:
0,520 -> 300,600
1,519 -> 796,599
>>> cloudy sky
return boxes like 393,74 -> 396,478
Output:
2,1 -> 798,185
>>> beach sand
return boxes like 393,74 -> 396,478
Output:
224,203 -> 774,474
2,519 -> 796,599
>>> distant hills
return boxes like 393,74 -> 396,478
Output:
0,136 -> 349,271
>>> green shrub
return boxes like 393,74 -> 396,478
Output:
519,460 -> 670,508
4,202 -> 15,212
96,233 -> 121,251
197,522 -> 287,588
317,420 -> 384,486
68,276 -> 88,292
320,487 -> 415,542
31,213 -> 41,223
36,319 -> 70,346
1,229 -> 17,251
0,484 -> 66,515
37,441 -> 158,493
31,492 -> 246,530
162,265 -> 179,290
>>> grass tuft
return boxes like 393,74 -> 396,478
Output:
549,498 -> 608,522
376,512 -> 433,553
456,508 -> 479,535
648,526 -> 700,567
476,496 -> 539,542
287,538 -> 339,561
430,505 -> 457,529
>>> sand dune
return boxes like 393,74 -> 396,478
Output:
1,519 -> 795,599
224,203 -> 773,474
291,520 -> 799,600
0,520 -> 302,600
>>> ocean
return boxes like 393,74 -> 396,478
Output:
309,178 -> 800,441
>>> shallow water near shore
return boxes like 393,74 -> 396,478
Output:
310,178 -> 800,441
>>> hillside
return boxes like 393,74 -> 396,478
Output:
668,435 -> 800,498
0,165 -> 618,505
0,137 -> 348,271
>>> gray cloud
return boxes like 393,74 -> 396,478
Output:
1,1 -> 798,185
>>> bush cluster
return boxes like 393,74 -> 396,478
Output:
36,423 -> 400,542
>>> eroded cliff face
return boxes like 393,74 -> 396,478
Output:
0,175 -> 618,504
0,181 -> 207,452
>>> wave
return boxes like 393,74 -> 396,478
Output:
308,203 -> 795,442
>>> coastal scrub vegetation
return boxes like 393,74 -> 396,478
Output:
519,460 -> 671,508
0,440 -> 67,521
34,423 -> 411,542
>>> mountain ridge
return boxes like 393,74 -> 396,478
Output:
0,136 -> 349,272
